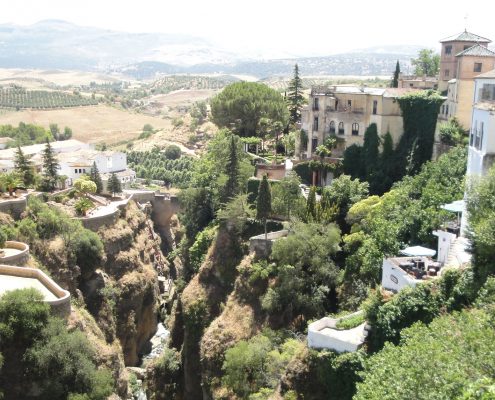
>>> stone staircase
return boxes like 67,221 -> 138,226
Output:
445,236 -> 471,269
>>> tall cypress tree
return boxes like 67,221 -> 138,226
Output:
391,60 -> 400,88
14,145 -> 35,187
363,123 -> 380,184
287,64 -> 305,124
41,139 -> 59,191
224,135 -> 240,201
256,174 -> 272,240
306,186 -> 317,222
89,161 -> 103,194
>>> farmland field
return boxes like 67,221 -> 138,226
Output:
0,104 -> 174,144
0,88 -> 98,109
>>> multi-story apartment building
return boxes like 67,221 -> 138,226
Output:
299,85 -> 417,158
437,31 -> 495,129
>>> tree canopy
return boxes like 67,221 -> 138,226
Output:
411,49 -> 440,77
210,82 -> 289,137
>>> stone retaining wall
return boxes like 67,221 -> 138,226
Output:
0,197 -> 26,219
79,208 -> 120,232
0,264 -> 71,317
0,241 -> 30,266
249,230 -> 289,259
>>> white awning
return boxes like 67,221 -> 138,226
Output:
400,246 -> 436,257
441,200 -> 464,213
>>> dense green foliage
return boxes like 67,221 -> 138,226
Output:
0,289 -> 112,399
224,135 -> 241,201
411,49 -> 440,77
263,222 -> 341,323
222,333 -> 303,399
356,308 -> 495,400
467,165 -> 495,287
282,349 -> 365,400
0,88 -> 98,109
396,90 -> 445,176
439,117 -> 467,146
0,122 -> 53,147
127,148 -> 196,188
343,146 -> 466,286
211,82 -> 289,137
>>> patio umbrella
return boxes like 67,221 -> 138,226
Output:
400,246 -> 436,257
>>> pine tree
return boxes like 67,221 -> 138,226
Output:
287,64 -> 305,125
107,173 -> 122,197
14,145 -> 35,187
377,132 -> 396,194
224,135 -> 240,201
41,139 -> 59,191
256,175 -> 272,240
89,162 -> 103,194
306,186 -> 317,222
391,60 -> 400,88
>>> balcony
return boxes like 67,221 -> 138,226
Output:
326,106 -> 364,114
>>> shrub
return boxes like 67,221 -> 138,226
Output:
73,230 -> 103,277
75,198 -> 94,216
164,145 -> 182,160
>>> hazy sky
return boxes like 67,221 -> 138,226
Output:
1,0 -> 494,58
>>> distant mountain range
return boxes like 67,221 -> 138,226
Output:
0,20 -> 418,79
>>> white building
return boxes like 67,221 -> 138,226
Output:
467,69 -> 495,178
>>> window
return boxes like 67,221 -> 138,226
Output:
480,83 -> 495,101
329,121 -> 336,134
313,117 -> 319,131
335,99 -> 339,111
352,123 -> 359,136
338,122 -> 345,135
74,169 -> 77,173
313,97 -> 319,111
445,45 -> 452,55
347,100 -> 352,109
446,105 -> 449,115
312,137 -> 318,152
474,63 -> 482,73
445,69 -> 450,78
464,45 -> 471,50
441,105 -> 445,114
372,100 -> 378,115
410,83 -> 414,87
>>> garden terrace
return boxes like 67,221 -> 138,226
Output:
0,240 -> 30,266
381,256 -> 442,292
0,264 -> 70,317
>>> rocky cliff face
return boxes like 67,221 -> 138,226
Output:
172,224 -> 244,400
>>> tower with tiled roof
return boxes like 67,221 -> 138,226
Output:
438,30 -> 491,92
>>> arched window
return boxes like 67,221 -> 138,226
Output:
338,122 -> 344,135
329,121 -> 336,134
352,123 -> 359,136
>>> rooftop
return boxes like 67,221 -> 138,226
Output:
476,69 -> 495,79
311,85 -> 419,98
440,30 -> 491,43
456,44 -> 495,58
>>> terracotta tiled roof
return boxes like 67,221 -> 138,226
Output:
440,31 -> 491,43
456,44 -> 495,57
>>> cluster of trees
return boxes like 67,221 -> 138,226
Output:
0,122 -> 53,147
127,147 -> 195,188
0,288 -> 113,399
0,122 -> 75,147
